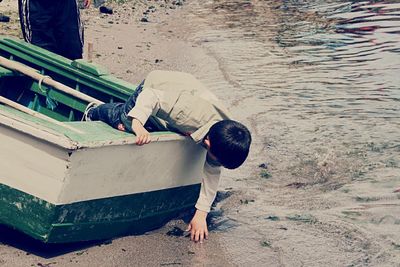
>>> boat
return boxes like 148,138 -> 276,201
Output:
0,36 -> 205,243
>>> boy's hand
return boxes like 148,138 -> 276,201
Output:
186,209 -> 209,243
132,118 -> 151,145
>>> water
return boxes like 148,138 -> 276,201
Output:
192,0 -> 399,121
179,1 -> 400,265
182,0 -> 400,170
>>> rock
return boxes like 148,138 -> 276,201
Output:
258,163 -> 268,169
265,215 -> 280,221
141,17 -> 149,22
0,14 -> 10,23
172,0 -> 184,6
99,6 -> 113,15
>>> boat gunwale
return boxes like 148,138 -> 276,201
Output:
0,108 -> 77,149
0,107 -> 187,150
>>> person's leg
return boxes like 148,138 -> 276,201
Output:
87,82 -> 144,131
18,0 -> 58,53
18,0 -> 30,42
88,103 -> 124,129
54,0 -> 83,60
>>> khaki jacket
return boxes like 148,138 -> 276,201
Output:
128,70 -> 232,212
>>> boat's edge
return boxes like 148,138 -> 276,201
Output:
0,108 -> 77,149
0,106 -> 188,151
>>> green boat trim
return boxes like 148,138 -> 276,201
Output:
0,104 -> 184,150
0,182 -> 200,243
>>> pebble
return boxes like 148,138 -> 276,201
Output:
0,14 -> 10,23
99,6 -> 113,15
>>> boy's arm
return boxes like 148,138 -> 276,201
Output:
131,119 -> 150,145
187,160 -> 221,242
128,89 -> 160,145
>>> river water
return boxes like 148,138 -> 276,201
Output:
185,0 -> 400,144
178,1 -> 400,265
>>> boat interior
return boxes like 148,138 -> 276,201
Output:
0,37 -> 162,131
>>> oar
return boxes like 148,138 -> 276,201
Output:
0,56 -> 104,105
0,95 -> 83,133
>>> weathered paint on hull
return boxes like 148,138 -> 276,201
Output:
0,108 -> 206,243
0,182 -> 200,243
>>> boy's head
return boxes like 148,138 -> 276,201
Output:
206,120 -> 251,169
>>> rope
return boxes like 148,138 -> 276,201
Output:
82,102 -> 98,121
38,75 -> 52,93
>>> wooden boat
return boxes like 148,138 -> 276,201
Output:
0,36 -> 205,243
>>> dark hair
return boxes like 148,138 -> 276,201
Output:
208,120 -> 251,169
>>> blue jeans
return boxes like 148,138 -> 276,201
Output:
88,81 -> 144,132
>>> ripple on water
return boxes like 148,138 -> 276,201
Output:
183,1 -> 400,265
188,0 -> 400,143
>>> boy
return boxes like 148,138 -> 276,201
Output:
86,70 -> 251,242
18,0 -> 91,60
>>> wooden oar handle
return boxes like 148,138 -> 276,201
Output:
0,56 -> 104,105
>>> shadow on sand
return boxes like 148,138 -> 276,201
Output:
0,193 -> 236,258
0,224 -> 110,258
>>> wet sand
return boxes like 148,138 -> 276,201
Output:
1,0 -> 400,266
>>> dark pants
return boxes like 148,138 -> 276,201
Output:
88,81 -> 144,132
18,0 -> 83,60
